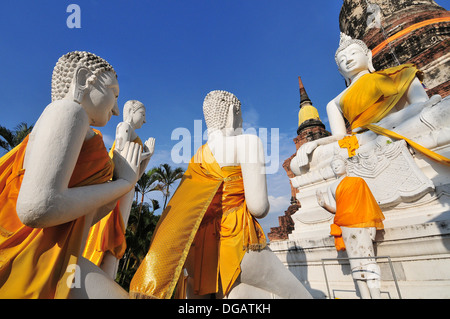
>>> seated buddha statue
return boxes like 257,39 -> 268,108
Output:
291,33 -> 449,176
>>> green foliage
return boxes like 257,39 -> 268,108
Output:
116,201 -> 160,290
153,163 -> 184,210
0,122 -> 34,152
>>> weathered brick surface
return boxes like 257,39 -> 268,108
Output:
340,0 -> 450,97
267,204 -> 299,241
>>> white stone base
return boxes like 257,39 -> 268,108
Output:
270,173 -> 450,299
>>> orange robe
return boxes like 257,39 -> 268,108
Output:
339,63 -> 450,165
81,137 -> 143,266
129,144 -> 266,299
331,176 -> 384,251
0,131 -> 113,298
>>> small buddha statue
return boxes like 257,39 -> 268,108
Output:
316,155 -> 384,299
85,100 -> 155,279
115,100 -> 155,177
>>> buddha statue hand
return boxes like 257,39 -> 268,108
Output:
296,140 -> 318,167
141,137 -> 155,161
113,141 -> 142,187
316,189 -> 326,207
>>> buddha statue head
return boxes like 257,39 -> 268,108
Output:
203,90 -> 243,135
51,51 -> 119,126
123,100 -> 146,129
335,33 -> 376,86
51,51 -> 116,102
330,154 -> 348,177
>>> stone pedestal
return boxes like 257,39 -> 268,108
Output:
269,112 -> 450,298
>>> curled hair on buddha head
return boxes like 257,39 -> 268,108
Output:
123,100 -> 145,122
203,90 -> 241,132
51,51 -> 116,102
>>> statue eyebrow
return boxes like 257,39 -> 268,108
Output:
108,84 -> 119,97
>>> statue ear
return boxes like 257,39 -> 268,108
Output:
73,67 -> 91,103
225,103 -> 235,129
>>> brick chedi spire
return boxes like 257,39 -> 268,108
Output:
339,0 -> 450,97
296,76 -> 324,136
268,77 -> 331,242
299,76 -> 312,107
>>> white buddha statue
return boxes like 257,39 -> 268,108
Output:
5,51 -> 143,298
115,100 -> 155,174
188,90 -> 313,299
291,33 -> 449,176
99,100 -> 155,279
128,90 -> 312,299
316,155 -> 384,299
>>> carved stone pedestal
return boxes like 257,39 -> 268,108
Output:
270,134 -> 450,298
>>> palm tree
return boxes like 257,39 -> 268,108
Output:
154,163 -> 184,210
0,122 -> 34,152
135,168 -> 161,215
116,169 -> 162,289
116,200 -> 160,289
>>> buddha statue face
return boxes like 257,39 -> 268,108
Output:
124,100 -> 146,129
336,43 -> 371,79
81,70 -> 119,127
51,51 -> 119,127
335,34 -> 375,86
331,157 -> 347,176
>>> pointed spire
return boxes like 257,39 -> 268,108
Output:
298,76 -> 312,108
297,75 -> 324,135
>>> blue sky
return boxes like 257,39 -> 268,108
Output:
1,1 -> 448,235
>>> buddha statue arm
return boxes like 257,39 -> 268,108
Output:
90,199 -> 118,226
290,101 -> 346,173
406,77 -> 429,105
238,134 -> 270,219
316,185 -> 337,214
327,98 -> 347,136
16,102 -> 141,229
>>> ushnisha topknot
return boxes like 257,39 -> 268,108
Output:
203,90 -> 241,131
51,51 -> 116,102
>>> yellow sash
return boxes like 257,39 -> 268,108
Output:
340,64 -> 450,165
0,131 -> 113,298
129,144 -> 266,299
